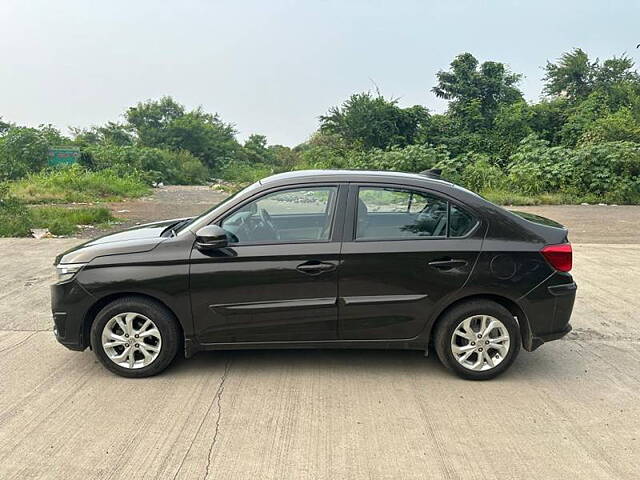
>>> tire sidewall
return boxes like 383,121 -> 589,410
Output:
90,298 -> 179,378
435,301 -> 521,380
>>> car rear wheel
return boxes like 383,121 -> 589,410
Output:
90,297 -> 180,378
434,300 -> 521,380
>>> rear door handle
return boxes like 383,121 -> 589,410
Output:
296,261 -> 336,275
428,259 -> 468,270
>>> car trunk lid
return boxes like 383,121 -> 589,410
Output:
508,210 -> 565,229
507,210 -> 569,245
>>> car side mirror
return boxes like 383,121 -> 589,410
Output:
195,225 -> 228,250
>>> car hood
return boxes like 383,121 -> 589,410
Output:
54,218 -> 189,265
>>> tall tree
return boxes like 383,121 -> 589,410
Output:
125,96 -> 186,147
163,109 -> 239,168
543,48 -> 597,99
243,134 -> 274,164
0,127 -> 49,180
124,97 -> 239,169
432,53 -> 523,128
0,117 -> 12,135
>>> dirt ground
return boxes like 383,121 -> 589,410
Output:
2,187 -> 640,479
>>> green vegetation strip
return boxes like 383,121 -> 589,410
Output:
9,166 -> 150,204
0,198 -> 115,237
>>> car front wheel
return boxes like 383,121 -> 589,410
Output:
434,300 -> 521,380
90,296 -> 180,378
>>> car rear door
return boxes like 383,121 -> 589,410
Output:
189,183 -> 347,344
338,183 -> 484,340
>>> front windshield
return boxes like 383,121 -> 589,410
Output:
174,181 -> 261,234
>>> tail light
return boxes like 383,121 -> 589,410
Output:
541,243 -> 572,272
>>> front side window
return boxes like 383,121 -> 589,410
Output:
356,187 -> 449,240
221,186 -> 338,244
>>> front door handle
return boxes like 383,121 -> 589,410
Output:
428,259 -> 468,270
296,261 -> 336,275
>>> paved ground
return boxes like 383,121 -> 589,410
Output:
2,192 -> 640,479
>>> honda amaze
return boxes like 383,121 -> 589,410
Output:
52,170 -> 576,380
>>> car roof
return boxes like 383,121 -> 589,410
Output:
259,169 -> 454,187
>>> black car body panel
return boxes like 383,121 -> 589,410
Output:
54,218 -> 188,265
51,170 -> 576,359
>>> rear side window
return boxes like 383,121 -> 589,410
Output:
356,187 -> 449,240
356,187 -> 477,240
449,203 -> 476,237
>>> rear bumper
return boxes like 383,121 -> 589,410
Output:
529,323 -> 572,351
51,280 -> 95,351
519,275 -> 577,351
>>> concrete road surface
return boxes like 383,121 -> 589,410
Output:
1,234 -> 639,479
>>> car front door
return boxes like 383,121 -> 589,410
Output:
338,184 -> 484,340
190,184 -> 346,344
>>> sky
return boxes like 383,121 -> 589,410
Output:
1,0 -> 639,146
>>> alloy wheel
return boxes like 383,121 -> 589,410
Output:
450,315 -> 510,371
101,312 -> 162,369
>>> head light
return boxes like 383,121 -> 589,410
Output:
55,263 -> 86,282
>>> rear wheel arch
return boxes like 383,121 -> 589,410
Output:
428,294 -> 531,349
83,293 -> 184,351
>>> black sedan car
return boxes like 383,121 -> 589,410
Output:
52,170 -> 576,380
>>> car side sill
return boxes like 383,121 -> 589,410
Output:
184,337 -> 426,357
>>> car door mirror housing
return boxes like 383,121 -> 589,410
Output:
195,225 -> 229,250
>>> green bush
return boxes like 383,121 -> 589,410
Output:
346,144 -> 450,172
506,135 -> 576,194
507,161 -> 546,194
460,156 -> 505,192
504,136 -> 640,202
0,127 -> 49,180
434,156 -> 466,184
9,165 -> 150,203
297,145 -> 349,170
216,162 -> 275,184
84,145 -> 209,184
167,150 -> 210,184
0,183 -> 33,236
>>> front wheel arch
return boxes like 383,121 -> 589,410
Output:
83,292 -> 184,354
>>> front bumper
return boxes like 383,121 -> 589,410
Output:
51,279 -> 95,351
519,275 -> 577,351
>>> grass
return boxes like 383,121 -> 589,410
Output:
29,206 -> 115,235
0,200 -> 115,237
9,166 -> 151,204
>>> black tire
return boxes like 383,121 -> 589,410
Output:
90,296 -> 180,378
434,300 -> 521,380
